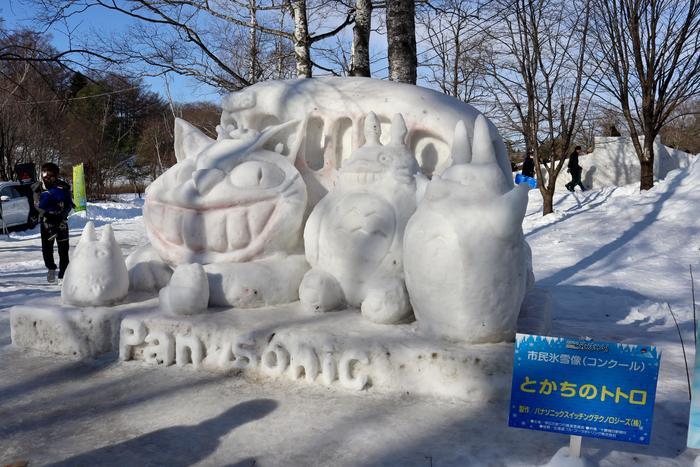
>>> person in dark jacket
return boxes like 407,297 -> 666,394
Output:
33,162 -> 73,283
565,146 -> 586,192
521,152 -> 535,178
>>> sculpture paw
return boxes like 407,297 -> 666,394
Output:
126,244 -> 173,293
299,269 -> 344,313
159,263 -> 209,315
361,277 -> 412,324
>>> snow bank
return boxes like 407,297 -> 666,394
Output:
554,136 -> 696,190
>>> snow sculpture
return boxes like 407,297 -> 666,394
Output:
132,118 -> 309,308
127,77 -> 517,315
403,116 -> 533,343
125,244 -> 172,292
159,263 -> 209,315
62,222 -> 129,306
299,112 -> 417,324
219,77 -> 512,207
144,119 -> 306,266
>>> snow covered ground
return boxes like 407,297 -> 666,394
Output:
1,160 -> 699,466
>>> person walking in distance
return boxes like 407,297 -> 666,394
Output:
521,151 -> 535,178
565,146 -> 586,192
33,163 -> 74,283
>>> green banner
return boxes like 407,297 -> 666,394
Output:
72,163 -> 87,212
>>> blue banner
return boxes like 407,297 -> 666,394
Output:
509,334 -> 661,444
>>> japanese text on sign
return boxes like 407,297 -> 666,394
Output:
509,334 -> 660,445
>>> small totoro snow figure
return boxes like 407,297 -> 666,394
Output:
403,115 -> 534,343
299,112 -> 419,324
62,222 -> 129,306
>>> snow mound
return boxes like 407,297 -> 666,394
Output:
554,136 -> 696,190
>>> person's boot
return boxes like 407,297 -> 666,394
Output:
47,269 -> 57,283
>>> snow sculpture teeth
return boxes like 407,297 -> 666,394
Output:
299,112 -> 418,324
62,222 -> 129,306
403,116 -> 534,343
143,202 -> 285,257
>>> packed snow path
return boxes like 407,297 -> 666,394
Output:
1,160 -> 698,465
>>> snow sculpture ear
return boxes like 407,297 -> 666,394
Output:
174,118 -> 215,163
101,224 -> 116,245
363,112 -> 382,147
252,119 -> 301,163
80,221 -> 97,244
389,113 -> 407,147
471,114 -> 496,165
489,183 -> 530,238
450,120 -> 472,165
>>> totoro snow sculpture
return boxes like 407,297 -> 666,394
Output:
126,77 -> 521,317
299,112 -> 418,324
403,116 -> 534,343
62,222 -> 129,306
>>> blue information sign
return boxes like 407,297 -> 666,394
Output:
509,333 -> 661,444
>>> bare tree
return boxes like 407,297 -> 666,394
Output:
660,99 -> 700,154
386,0 -> 417,83
592,0 -> 700,190
31,0 -> 356,88
417,0 -> 491,103
0,28 -> 70,180
485,0 -> 594,215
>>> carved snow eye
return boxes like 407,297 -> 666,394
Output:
229,161 -> 285,189
378,153 -> 391,164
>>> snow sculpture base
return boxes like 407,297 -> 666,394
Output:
10,289 -> 550,401
10,293 -> 156,358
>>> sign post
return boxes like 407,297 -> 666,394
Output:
687,314 -> 700,447
509,334 -> 661,449
569,435 -> 582,458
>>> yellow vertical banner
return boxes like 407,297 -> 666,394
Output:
72,163 -> 87,213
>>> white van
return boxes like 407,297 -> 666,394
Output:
0,181 -> 31,230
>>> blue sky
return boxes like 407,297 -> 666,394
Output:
1,0 -> 434,105
2,0 -> 221,103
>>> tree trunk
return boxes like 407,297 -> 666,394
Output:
276,9 -> 287,79
350,0 -> 372,77
386,0 -> 417,84
290,0 -> 312,78
248,0 -> 259,83
640,137 -> 655,190
452,37 -> 460,97
543,190 -> 554,216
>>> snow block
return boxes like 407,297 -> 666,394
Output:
10,289 -> 550,401
119,308 -> 514,400
10,294 -> 156,358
